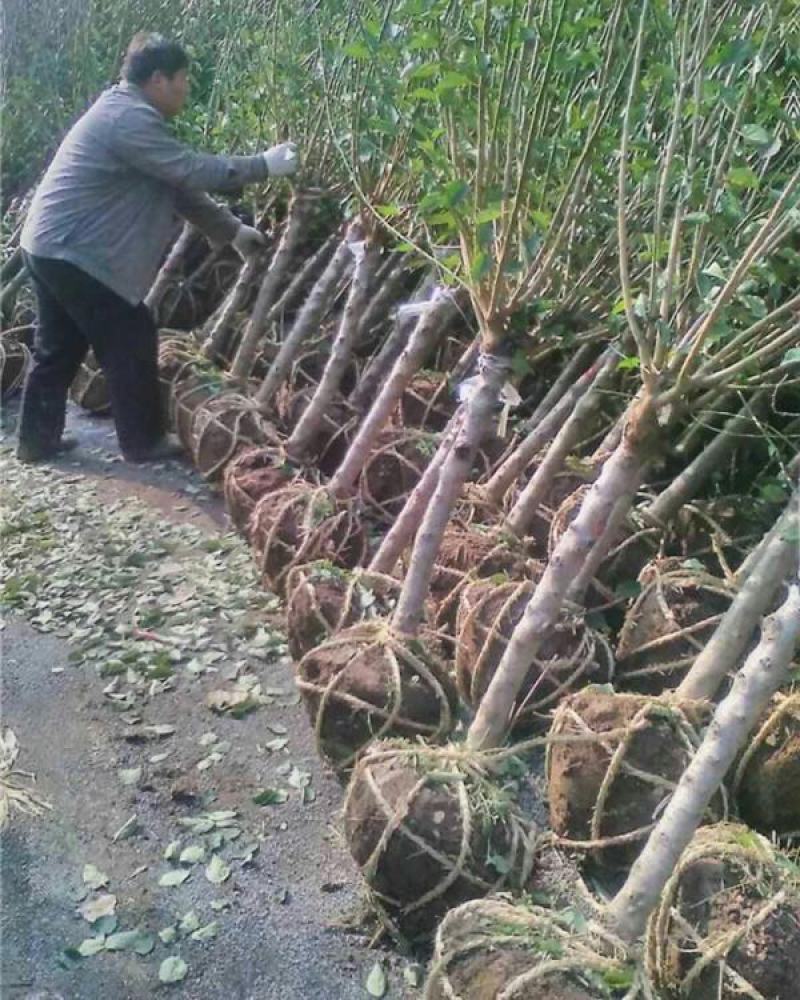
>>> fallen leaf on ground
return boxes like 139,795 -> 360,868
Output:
366,961 -> 388,997
77,893 -> 116,923
82,864 -> 109,890
205,855 -> 231,885
159,956 -> 188,983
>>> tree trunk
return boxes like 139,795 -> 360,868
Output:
606,583 -> 800,943
268,231 -> 339,326
354,254 -> 409,346
490,343 -> 596,473
254,228 -> 355,410
229,192 -> 311,380
368,413 -> 463,575
144,223 -> 196,319
505,350 -> 618,535
285,236 -> 381,463
676,489 -> 799,702
200,255 -> 263,361
391,354 -> 510,636
329,289 -> 462,497
349,273 -> 440,411
643,393 -> 767,526
467,394 -> 658,750
484,347 -> 612,508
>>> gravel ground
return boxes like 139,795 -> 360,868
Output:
1,402 -> 416,1000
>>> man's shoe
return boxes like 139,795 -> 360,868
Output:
123,434 -> 185,464
16,434 -> 80,464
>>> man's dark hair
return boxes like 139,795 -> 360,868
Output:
121,32 -> 189,85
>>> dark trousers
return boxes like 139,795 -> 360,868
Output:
18,252 -> 163,459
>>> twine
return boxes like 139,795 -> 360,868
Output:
248,483 -> 367,596
547,691 -> 720,863
732,691 -> 800,836
359,430 -> 433,522
222,446 -> 295,534
344,741 -> 537,941
456,576 -> 614,731
69,356 -> 109,413
285,562 -> 401,660
426,896 -> 646,1000
400,372 -> 455,432
615,558 -> 735,691
191,392 -> 280,481
645,823 -> 800,999
297,623 -> 454,770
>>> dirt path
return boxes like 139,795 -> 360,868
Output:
1,405 -> 416,1000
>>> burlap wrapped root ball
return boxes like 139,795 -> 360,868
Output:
427,523 -> 538,637
547,687 -> 719,870
344,741 -> 537,941
646,823 -> 800,1000
276,386 -> 357,476
190,391 -> 281,481
157,332 -> 203,429
456,576 -> 614,733
0,326 -> 32,398
157,336 -> 220,447
249,483 -> 367,596
359,428 -> 436,522
222,447 -> 295,535
549,485 -> 660,592
615,558 -> 734,694
426,897 -> 638,1000
69,351 -> 110,414
733,691 -> 800,837
295,621 -> 456,771
400,371 -> 455,432
285,561 -> 401,660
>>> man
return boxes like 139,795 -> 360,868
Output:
17,32 -> 298,463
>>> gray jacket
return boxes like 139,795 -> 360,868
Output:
21,81 -> 268,305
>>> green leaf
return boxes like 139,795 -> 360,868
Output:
470,251 -> 491,283
93,915 -> 118,936
159,956 -> 188,984
159,926 -> 177,945
190,921 -> 219,942
740,124 -> 770,146
343,41 -> 371,61
179,911 -> 201,934
683,211 -> 710,224
179,845 -> 207,865
603,966 -> 636,989
105,930 -> 154,954
476,205 -> 503,224
252,788 -> 289,806
159,869 -> 191,887
163,840 -> 181,861
617,356 -> 640,371
486,852 -> 511,875
366,961 -> 388,997
782,348 -> 800,366
78,936 -> 107,957
205,855 -> 231,885
728,166 -> 759,190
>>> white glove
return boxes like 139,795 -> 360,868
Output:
263,142 -> 299,178
232,224 -> 267,258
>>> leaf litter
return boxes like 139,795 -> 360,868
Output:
0,451 -> 324,984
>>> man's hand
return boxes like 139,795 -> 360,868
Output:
232,224 -> 267,258
263,142 -> 299,178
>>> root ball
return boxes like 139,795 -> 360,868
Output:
344,741 -> 537,940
